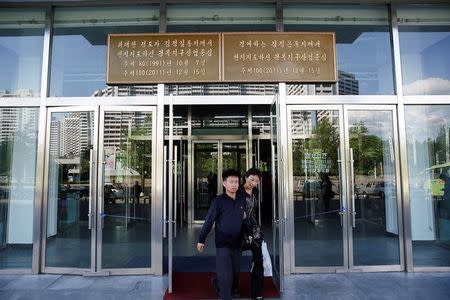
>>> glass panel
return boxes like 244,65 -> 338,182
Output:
164,83 -> 278,96
191,105 -> 248,136
221,142 -> 247,191
398,6 -> 450,95
291,110 -> 343,267
50,6 -> 159,97
166,4 -> 277,95
193,143 -> 218,220
348,110 -> 400,266
167,3 -> 275,32
405,105 -> 450,267
284,5 -> 394,95
0,9 -> 45,98
46,111 -> 94,268
101,111 -> 153,269
0,107 -> 39,269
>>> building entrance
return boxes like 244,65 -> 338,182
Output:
164,103 -> 281,295
192,140 -> 248,222
41,106 -> 157,275
287,105 -> 404,272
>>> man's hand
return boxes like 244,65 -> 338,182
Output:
197,243 -> 205,253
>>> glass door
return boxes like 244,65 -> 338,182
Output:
192,141 -> 218,222
42,106 -> 157,275
344,106 -> 402,270
288,105 -> 403,272
97,106 -> 156,274
42,107 -> 98,273
192,140 -> 248,222
287,105 -> 347,272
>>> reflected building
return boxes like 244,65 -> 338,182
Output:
0,108 -> 38,142
338,70 -> 359,95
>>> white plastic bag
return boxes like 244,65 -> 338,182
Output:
261,241 -> 273,277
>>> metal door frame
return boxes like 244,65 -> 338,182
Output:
190,139 -> 249,223
286,104 -> 348,274
96,105 -> 158,275
40,106 -> 99,275
286,104 -> 404,273
343,105 -> 404,272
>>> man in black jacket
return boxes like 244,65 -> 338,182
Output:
197,169 -> 247,300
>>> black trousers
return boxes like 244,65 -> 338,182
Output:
216,247 -> 241,300
250,241 -> 264,298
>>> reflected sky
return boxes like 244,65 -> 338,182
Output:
399,31 -> 450,95
405,106 -> 450,142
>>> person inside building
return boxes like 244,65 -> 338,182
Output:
239,168 -> 264,300
133,180 -> 143,204
197,169 -> 247,300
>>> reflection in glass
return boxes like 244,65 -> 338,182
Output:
284,5 -> 394,95
46,111 -> 94,268
398,7 -> 450,95
166,4 -> 277,95
406,105 -> 450,267
0,108 -> 39,269
348,110 -> 400,266
101,111 -> 153,269
191,105 -> 248,136
49,6 -> 159,97
0,9 -> 45,98
194,143 -> 218,220
291,110 -> 343,267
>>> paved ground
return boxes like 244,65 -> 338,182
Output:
0,272 -> 449,299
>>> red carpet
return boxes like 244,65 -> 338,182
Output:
164,272 -> 280,299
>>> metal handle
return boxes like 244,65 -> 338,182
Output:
270,144 -> 277,224
163,146 -> 167,238
174,146 -> 178,239
349,148 -> 356,228
337,149 -> 344,227
88,149 -> 95,230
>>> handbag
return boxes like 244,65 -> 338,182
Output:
261,240 -> 273,277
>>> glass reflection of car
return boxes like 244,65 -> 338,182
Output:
357,181 -> 390,200
104,183 -> 124,199
356,182 -> 372,200
424,163 -> 450,198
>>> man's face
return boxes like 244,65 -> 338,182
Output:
223,176 -> 239,194
245,175 -> 260,189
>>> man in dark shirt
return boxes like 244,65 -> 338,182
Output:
197,169 -> 247,300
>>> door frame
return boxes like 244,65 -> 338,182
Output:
41,105 -> 159,275
286,104 -> 405,273
286,104 -> 348,274
96,105 -> 158,275
40,106 -> 99,275
190,139 -> 249,223
343,105 -> 404,272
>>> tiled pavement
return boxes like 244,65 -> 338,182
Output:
0,272 -> 449,299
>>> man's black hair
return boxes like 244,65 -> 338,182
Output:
222,169 -> 240,181
244,168 -> 262,179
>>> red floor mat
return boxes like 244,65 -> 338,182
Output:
164,272 -> 280,299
